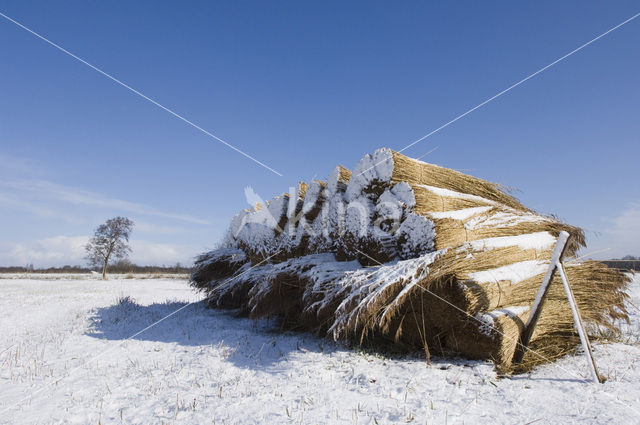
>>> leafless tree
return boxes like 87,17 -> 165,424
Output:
85,217 -> 134,279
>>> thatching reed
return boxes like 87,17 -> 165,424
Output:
191,147 -> 630,373
191,248 -> 248,291
426,208 -> 586,253
419,255 -> 629,371
428,215 -> 585,254
412,185 -> 495,213
247,271 -> 308,326
388,150 -> 528,211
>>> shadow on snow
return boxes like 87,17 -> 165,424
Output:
85,296 -> 342,370
84,296 -> 583,383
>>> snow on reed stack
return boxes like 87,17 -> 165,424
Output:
191,148 -> 630,372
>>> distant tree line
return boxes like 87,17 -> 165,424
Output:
619,255 -> 639,261
105,260 -> 192,274
0,265 -> 92,274
0,261 -> 192,274
2,216 -> 195,276
602,255 -> 640,272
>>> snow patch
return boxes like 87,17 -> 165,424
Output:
429,206 -> 493,221
468,260 -> 549,285
390,181 -> 416,209
477,305 -> 531,326
467,232 -> 557,251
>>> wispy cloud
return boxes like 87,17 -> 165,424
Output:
0,235 -> 88,266
0,193 -> 81,222
129,240 -> 198,266
0,154 -> 214,266
0,179 -> 210,225
135,221 -> 187,235
0,154 -> 42,175
0,235 -> 198,267
606,203 -> 640,257
586,203 -> 640,259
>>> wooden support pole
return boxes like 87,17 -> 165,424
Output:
512,231 -> 570,364
512,230 -> 603,383
556,260 -> 602,383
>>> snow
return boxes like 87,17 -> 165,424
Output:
416,185 -> 497,206
468,260 -> 550,285
428,206 -> 493,221
325,166 -> 347,198
221,149 -> 564,266
266,195 -> 288,230
478,306 -> 531,326
390,181 -> 416,209
345,148 -> 395,203
325,192 -> 346,238
373,190 -> 405,238
396,213 -> 436,259
330,253 -> 441,335
345,154 -> 376,202
372,148 -> 394,183
230,202 -> 280,252
345,196 -> 374,237
301,181 -> 324,215
1,274 -> 639,424
465,210 -> 547,231
467,231 -> 558,251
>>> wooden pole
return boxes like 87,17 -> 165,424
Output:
556,260 -> 602,383
512,231 -> 570,364
512,230 -> 603,383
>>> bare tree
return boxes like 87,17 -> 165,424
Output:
85,217 -> 134,279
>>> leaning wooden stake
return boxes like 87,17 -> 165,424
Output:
512,231 -> 603,383
512,232 -> 571,364
556,259 -> 602,382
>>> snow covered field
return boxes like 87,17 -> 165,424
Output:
0,274 -> 639,424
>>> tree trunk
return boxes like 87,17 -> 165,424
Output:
102,258 -> 108,280
102,243 -> 114,280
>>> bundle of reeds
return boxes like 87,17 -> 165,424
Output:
388,150 -> 528,211
191,147 -> 630,373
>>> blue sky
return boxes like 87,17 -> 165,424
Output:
1,1 -> 639,266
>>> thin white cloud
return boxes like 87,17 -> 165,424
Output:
1,236 -> 88,267
134,221 -> 187,235
606,203 -> 640,257
0,179 -> 210,225
0,154 -> 41,175
0,193 -> 79,222
586,203 -> 640,259
129,240 -> 198,266
0,236 -> 197,267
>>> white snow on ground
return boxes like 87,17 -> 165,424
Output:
1,274 -> 639,424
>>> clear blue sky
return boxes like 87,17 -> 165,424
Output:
1,1 -> 638,266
